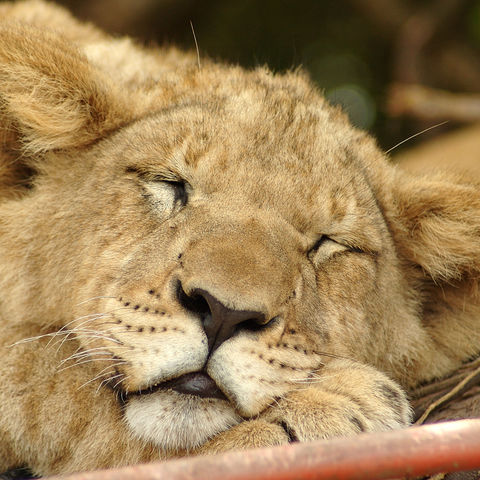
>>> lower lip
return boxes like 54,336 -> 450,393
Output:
166,372 -> 227,399
132,372 -> 227,400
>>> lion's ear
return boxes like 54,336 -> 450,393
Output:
0,24 -> 135,155
391,170 -> 480,283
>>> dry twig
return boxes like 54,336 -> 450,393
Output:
412,356 -> 480,424
388,84 -> 480,123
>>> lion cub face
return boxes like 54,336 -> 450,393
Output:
22,81 -> 405,451
3,17 -> 480,463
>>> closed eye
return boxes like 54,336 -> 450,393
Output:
307,235 -> 350,263
164,180 -> 188,206
126,166 -> 189,211
308,234 -> 367,264
142,180 -> 188,214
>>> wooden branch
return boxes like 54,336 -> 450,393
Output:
387,83 -> 480,122
411,357 -> 480,424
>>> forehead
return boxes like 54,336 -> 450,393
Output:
111,78 -> 381,237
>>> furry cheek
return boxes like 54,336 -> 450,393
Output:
101,315 -> 209,391
207,336 -> 323,417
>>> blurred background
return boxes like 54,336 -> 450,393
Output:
58,0 -> 480,152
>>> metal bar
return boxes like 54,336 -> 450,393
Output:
48,419 -> 480,480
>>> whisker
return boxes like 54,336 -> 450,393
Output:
385,121 -> 449,154
52,317 -> 121,351
62,313 -> 105,329
9,331 -> 71,348
57,357 -> 123,373
96,361 -> 127,377
190,20 -> 201,71
54,328 -> 86,352
75,335 -> 122,348
291,372 -> 334,385
49,332 -> 95,351
46,328 -> 74,348
65,346 -> 112,359
69,315 -> 114,333
62,306 -> 127,331
96,378 -> 109,395
112,374 -> 127,390
96,375 -> 121,395
77,371 -> 115,391
311,351 -> 350,361
58,348 -> 114,367
73,329 -> 123,344
95,320 -> 124,328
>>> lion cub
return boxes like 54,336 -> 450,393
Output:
1,0 -> 479,476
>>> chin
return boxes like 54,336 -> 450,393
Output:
124,389 -> 242,452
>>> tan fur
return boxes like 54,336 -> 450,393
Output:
1,1 -> 480,475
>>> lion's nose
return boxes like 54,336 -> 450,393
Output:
177,283 -> 269,353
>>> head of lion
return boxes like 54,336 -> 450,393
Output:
1,4 -> 480,468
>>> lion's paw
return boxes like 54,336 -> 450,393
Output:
196,420 -> 289,454
200,359 -> 411,453
260,359 -> 412,442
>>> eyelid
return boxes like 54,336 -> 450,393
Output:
125,166 -> 182,183
127,166 -> 189,209
308,235 -> 365,255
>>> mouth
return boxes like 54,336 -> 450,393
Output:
123,371 -> 241,451
127,372 -> 228,401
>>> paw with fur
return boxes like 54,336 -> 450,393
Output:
200,359 -> 411,453
261,359 -> 412,442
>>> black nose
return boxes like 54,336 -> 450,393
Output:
177,283 -> 268,353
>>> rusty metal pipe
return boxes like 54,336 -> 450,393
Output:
48,420 -> 480,480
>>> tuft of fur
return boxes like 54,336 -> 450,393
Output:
1,1 -> 479,476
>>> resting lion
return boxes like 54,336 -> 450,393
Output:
1,1 -> 480,476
